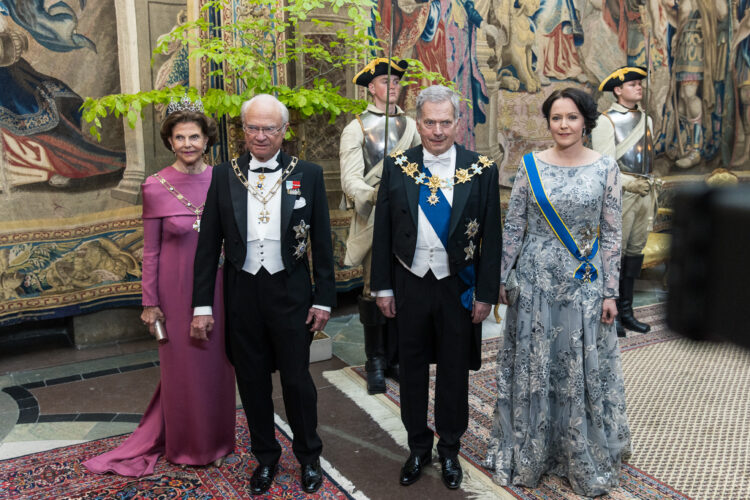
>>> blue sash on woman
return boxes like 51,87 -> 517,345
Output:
523,153 -> 599,282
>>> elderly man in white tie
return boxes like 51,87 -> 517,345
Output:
191,94 -> 336,495
370,85 -> 501,490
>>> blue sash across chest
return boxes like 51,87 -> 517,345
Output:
522,153 -> 599,282
418,165 -> 476,309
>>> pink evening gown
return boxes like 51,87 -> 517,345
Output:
83,165 -> 236,477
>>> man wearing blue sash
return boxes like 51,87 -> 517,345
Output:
370,85 -> 501,490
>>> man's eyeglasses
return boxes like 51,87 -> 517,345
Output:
242,124 -> 286,136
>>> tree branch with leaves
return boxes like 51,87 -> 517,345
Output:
81,0 -> 454,141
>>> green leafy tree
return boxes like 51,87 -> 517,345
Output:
82,0 -> 451,141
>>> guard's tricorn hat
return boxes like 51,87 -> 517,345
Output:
599,66 -> 647,92
353,58 -> 409,87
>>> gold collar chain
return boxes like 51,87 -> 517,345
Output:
232,156 -> 298,224
152,173 -> 205,231
232,156 -> 298,203
390,150 -> 494,205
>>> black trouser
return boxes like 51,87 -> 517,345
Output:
226,267 -> 322,466
393,265 -> 472,459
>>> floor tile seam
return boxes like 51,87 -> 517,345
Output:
2,360 -> 159,425
2,351 -> 160,388
11,411 -> 144,425
331,340 -> 365,346
9,360 -> 161,391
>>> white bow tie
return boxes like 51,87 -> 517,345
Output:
423,152 -> 451,168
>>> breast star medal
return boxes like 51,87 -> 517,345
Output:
293,240 -> 308,259
578,225 -> 597,258
293,220 -> 310,239
292,219 -> 311,259
464,219 -> 480,239
464,240 -> 476,260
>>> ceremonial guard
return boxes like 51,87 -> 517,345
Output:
371,85 -> 501,489
592,67 -> 656,336
340,58 -> 421,393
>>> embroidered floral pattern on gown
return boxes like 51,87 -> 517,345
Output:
484,154 -> 631,496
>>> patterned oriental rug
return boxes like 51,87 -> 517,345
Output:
0,412 -> 364,500
325,303 -> 749,499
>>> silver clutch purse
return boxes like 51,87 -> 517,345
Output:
505,268 -> 520,306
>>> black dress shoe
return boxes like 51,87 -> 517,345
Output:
250,462 -> 277,495
399,452 -> 432,486
620,312 -> 651,333
366,366 -> 386,394
439,456 -> 463,489
615,316 -> 626,337
300,459 -> 323,494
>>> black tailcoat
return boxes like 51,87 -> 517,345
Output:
192,151 -> 336,365
370,144 -> 501,369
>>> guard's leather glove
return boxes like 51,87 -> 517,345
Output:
624,177 -> 651,196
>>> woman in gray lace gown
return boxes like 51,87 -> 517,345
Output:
484,88 -> 631,496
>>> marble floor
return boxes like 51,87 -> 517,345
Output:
0,271 -> 666,499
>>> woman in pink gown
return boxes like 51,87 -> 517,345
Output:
83,101 -> 236,478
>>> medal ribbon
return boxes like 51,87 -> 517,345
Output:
522,153 -> 599,282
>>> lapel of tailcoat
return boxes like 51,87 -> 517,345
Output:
229,152 -> 250,244
279,151 -> 301,239
404,148 -> 422,228
449,144 -> 473,238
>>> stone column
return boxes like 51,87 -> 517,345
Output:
111,0 -> 146,204
474,35 -> 503,165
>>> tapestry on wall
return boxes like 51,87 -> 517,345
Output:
368,0 -> 747,183
0,207 -> 143,326
0,1 -> 136,326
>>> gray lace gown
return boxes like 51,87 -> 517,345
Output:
484,153 -> 631,496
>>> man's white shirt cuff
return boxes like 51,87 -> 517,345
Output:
193,306 -> 213,316
372,289 -> 394,297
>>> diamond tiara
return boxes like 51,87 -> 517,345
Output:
166,94 -> 204,115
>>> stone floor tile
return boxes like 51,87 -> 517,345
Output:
85,421 -> 138,441
332,324 -> 365,344
333,342 -> 367,367
0,439 -> 87,460
0,375 -> 13,390
32,367 -> 159,415
4,422 -> 97,442
0,392 -> 19,441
